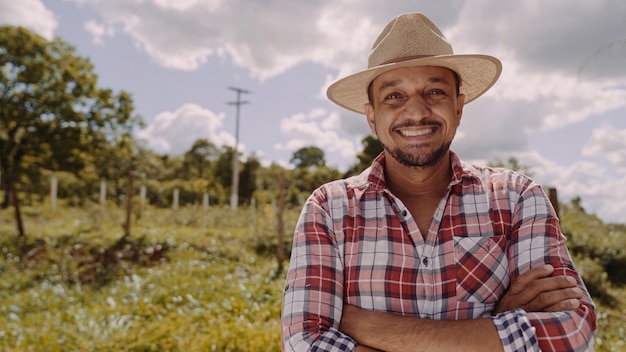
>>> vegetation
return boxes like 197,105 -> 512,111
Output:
0,203 -> 300,351
0,196 -> 625,351
0,26 -> 142,237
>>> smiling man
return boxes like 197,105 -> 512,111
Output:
281,12 -> 596,352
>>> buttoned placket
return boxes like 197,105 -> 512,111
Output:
394,186 -> 455,319
390,193 -> 432,317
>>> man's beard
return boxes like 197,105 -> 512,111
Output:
382,141 -> 451,168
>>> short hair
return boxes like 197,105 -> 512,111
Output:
367,69 -> 462,106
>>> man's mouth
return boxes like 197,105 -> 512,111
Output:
398,128 -> 433,137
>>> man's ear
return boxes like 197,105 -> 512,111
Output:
365,103 -> 377,135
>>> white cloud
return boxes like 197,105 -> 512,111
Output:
450,1 -> 626,78
0,0 -> 57,39
581,122 -> 626,168
443,1 -> 626,133
151,0 -> 222,12
275,109 -> 358,160
137,103 -> 237,155
84,19 -> 114,45
515,151 -> 626,223
483,59 -> 626,130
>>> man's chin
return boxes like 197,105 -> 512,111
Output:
384,144 -> 451,168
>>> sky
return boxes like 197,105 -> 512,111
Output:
1,0 -> 626,224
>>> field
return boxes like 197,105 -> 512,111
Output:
0,203 -> 299,351
1,202 -> 625,351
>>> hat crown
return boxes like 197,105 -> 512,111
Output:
326,12 -> 502,114
368,13 -> 453,68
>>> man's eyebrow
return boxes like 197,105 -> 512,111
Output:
427,76 -> 453,85
378,79 -> 402,91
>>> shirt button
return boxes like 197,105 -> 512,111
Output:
422,257 -> 429,267
401,210 -> 408,216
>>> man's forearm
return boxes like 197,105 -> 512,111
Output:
340,305 -> 504,352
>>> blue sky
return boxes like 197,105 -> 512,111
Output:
2,0 -> 626,223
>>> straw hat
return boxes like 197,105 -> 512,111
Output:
327,12 -> 502,114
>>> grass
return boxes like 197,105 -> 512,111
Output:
0,202 -> 298,351
0,201 -> 625,351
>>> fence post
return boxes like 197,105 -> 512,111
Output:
100,180 -> 107,206
50,174 -> 57,212
140,185 -> 146,210
203,192 -> 209,209
123,171 -> 135,237
172,189 -> 179,210
548,187 -> 559,219
276,172 -> 286,273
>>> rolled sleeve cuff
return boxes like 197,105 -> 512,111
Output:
491,308 -> 540,352
283,328 -> 357,352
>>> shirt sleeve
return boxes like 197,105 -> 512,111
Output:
281,191 -> 356,351
494,182 -> 597,352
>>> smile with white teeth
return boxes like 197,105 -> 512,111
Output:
398,128 -> 433,137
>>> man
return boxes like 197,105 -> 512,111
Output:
281,12 -> 596,351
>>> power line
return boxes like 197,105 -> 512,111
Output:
227,86 -> 250,209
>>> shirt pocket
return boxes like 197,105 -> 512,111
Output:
454,235 -> 509,306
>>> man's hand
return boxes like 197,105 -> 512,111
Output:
493,264 -> 583,315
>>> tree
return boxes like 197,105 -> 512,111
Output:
345,135 -> 383,176
92,134 -> 141,206
213,146 -> 236,190
0,26 -> 142,237
239,154 -> 261,205
290,146 -> 326,169
487,156 -> 533,177
182,139 -> 219,179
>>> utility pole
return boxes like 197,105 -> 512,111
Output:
228,86 -> 250,209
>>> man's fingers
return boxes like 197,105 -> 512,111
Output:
494,266 -> 583,314
525,287 -> 584,312
510,264 -> 554,294
528,275 -> 578,294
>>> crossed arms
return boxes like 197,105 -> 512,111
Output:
340,265 -> 586,352
281,184 -> 596,351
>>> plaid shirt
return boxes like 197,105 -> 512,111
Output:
282,152 -> 596,351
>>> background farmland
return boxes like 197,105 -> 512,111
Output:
1,197 -> 625,351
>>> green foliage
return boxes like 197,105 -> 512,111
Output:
239,154 -> 262,205
0,25 -> 143,237
556,198 -> 626,350
42,170 -> 89,206
345,135 -> 383,177
290,146 -> 326,169
487,156 -> 533,177
0,25 -> 141,185
290,166 -> 341,203
560,199 -> 626,288
0,204 -> 299,351
213,146 -> 236,190
0,194 -> 625,351
182,139 -> 219,179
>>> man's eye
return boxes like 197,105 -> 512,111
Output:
384,93 -> 402,100
426,89 -> 446,96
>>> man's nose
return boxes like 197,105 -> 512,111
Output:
401,94 -> 431,120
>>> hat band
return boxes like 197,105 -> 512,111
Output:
377,55 -> 436,66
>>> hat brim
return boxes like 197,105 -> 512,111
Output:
326,54 -> 502,114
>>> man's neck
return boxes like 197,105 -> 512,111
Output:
383,151 -> 453,201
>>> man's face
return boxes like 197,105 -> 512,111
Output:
365,66 -> 465,168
